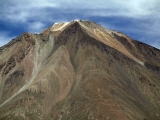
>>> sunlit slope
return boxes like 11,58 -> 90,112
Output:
0,20 -> 160,120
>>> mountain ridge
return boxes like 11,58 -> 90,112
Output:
0,20 -> 160,120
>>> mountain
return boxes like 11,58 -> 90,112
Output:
0,20 -> 160,120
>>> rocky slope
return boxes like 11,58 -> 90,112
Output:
0,20 -> 160,120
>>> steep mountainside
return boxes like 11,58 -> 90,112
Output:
0,20 -> 160,120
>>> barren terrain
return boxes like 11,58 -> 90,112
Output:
0,20 -> 160,120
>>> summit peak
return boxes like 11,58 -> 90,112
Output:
0,19 -> 160,119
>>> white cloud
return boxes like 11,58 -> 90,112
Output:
60,0 -> 159,18
0,0 -> 58,22
151,41 -> 160,50
0,0 -> 159,48
1,0 -> 159,22
0,32 -> 15,47
27,21 -> 46,33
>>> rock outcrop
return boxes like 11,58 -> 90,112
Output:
0,20 -> 160,120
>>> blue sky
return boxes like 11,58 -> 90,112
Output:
0,0 -> 160,49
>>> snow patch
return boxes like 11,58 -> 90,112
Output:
137,60 -> 144,66
51,22 -> 69,31
73,19 -> 80,22
54,22 -> 59,25
52,22 -> 59,27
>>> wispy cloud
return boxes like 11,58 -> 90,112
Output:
0,0 -> 58,22
150,40 -> 160,49
0,32 -> 15,47
0,0 -> 159,49
27,21 -> 46,33
1,0 -> 159,22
